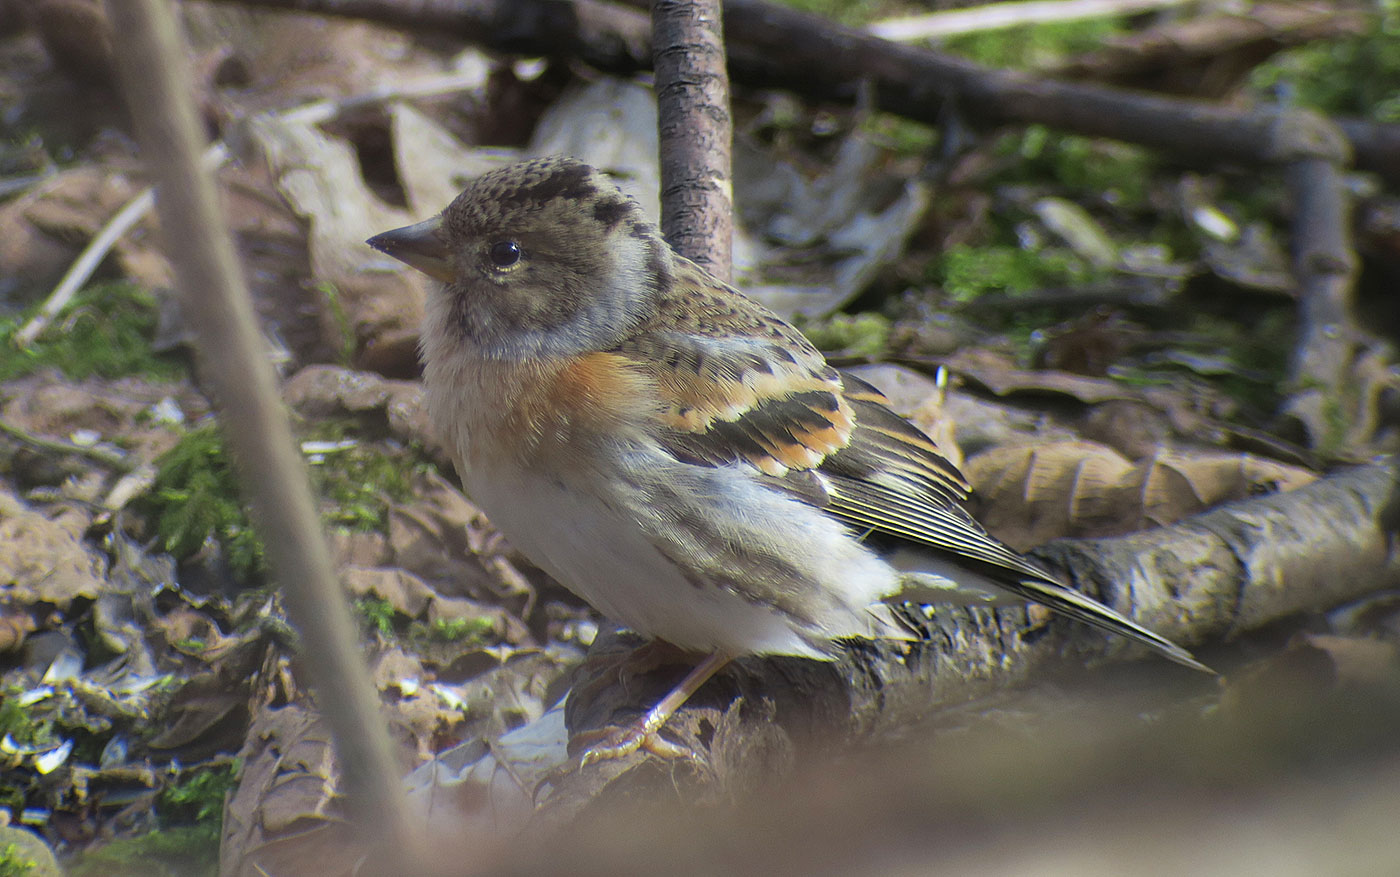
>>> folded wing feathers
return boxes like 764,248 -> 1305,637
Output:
649,356 -> 1209,672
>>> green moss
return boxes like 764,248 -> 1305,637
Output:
1250,8 -> 1400,121
0,843 -> 37,877
773,0 -> 905,26
67,825 -> 218,877
997,127 -> 1154,206
1318,392 -> 1351,458
798,312 -> 892,357
305,427 -> 422,534
943,18 -> 1122,69
159,761 -> 238,826
0,283 -> 183,382
136,424 -> 266,583
315,282 -> 356,366
417,615 -> 495,645
861,114 -> 938,156
0,690 -> 54,748
356,596 -> 398,638
67,761 -> 238,876
135,419 -> 427,583
937,242 -> 1093,302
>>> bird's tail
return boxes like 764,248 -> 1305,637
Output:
892,554 -> 1213,674
989,574 -> 1213,674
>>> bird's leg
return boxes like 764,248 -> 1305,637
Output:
575,651 -> 733,764
571,639 -> 699,710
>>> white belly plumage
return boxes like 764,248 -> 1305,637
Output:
462,450 -> 906,659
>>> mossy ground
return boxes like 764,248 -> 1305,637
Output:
0,283 -> 183,383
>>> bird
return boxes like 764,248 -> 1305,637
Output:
367,156 -> 1210,762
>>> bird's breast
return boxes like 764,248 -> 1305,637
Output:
425,351 -> 655,472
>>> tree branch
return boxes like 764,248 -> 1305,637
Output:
652,0 -> 733,280
546,458 -> 1400,813
102,0 -> 416,865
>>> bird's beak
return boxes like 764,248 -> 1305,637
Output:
366,216 -> 454,282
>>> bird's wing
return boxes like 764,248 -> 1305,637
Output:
617,303 -> 1208,671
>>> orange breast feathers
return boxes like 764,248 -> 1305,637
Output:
480,352 -> 658,462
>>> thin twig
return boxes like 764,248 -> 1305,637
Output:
13,69 -> 487,351
869,0 -> 1198,42
14,185 -> 160,350
0,418 -> 136,473
101,0 -> 418,866
1279,110 -> 1363,450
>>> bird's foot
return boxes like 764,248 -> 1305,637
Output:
571,721 -> 697,765
569,651 -> 734,766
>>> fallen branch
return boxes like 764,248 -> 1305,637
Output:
196,0 -> 1400,183
546,457 -> 1399,813
1277,117 -> 1364,451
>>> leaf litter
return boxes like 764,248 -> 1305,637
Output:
1,3 -> 1398,873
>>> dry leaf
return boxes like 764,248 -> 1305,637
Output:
243,112 -> 424,375
283,364 -> 436,460
966,440 -> 1317,549
0,167 -> 152,297
342,566 -> 435,619
0,607 -> 37,653
1052,1 -> 1369,98
221,704 -> 365,877
966,441 -> 1136,550
1126,449 -> 1318,530
0,489 -> 106,608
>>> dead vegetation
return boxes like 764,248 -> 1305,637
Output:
1,0 -> 1398,873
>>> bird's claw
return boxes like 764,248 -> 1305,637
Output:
572,723 -> 698,765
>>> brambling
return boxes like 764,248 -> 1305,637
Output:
368,156 -> 1209,761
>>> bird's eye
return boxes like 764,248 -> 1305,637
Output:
488,240 -> 522,269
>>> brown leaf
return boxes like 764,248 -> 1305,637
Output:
1077,399 -> 1175,461
221,704 -> 366,877
966,441 -> 1317,549
0,606 -> 37,653
282,365 -> 437,461
946,348 -> 1138,404
0,489 -> 105,608
387,473 -> 536,609
1127,449 -> 1318,530
0,166 -> 153,297
1,373 -> 207,468
244,112 -> 425,376
146,672 -> 250,757
342,566 -> 435,618
966,441 -> 1136,550
1052,2 -> 1369,99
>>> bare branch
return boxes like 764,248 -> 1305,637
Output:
546,458 -> 1400,813
652,0 -> 734,280
101,0 -> 415,864
1277,114 -> 1364,450
194,0 -> 1400,184
870,0 -> 1197,42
